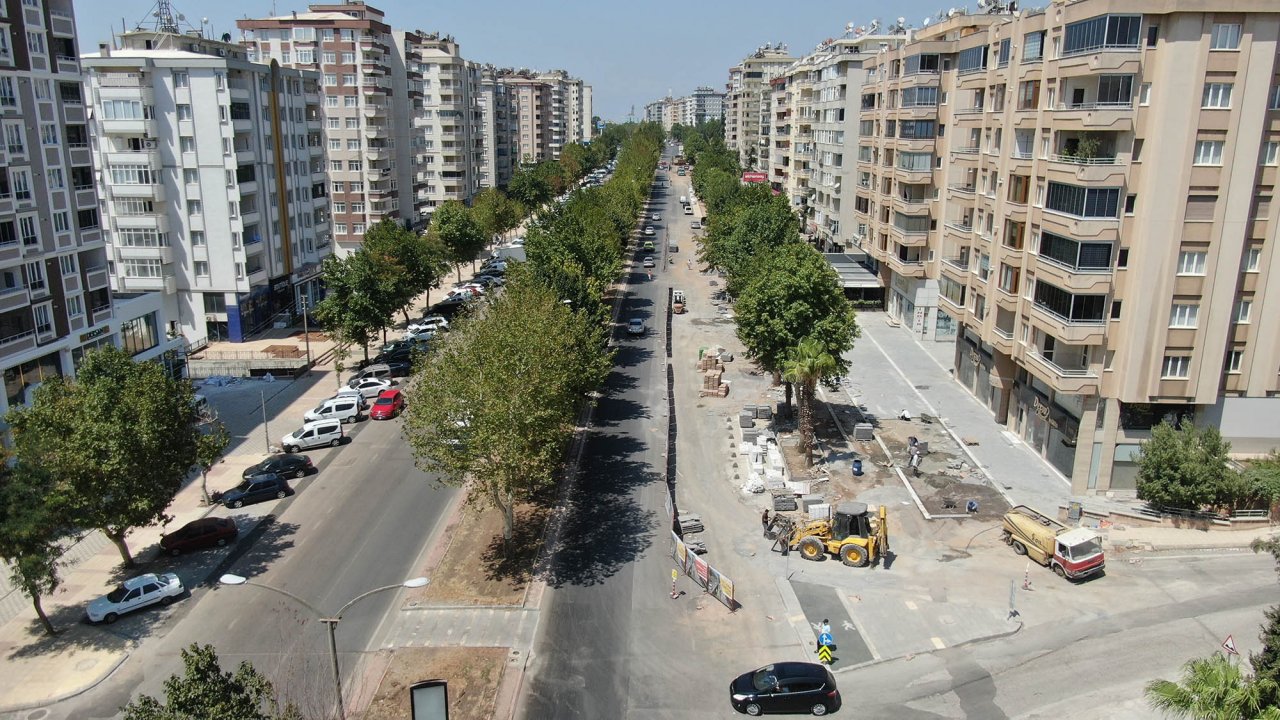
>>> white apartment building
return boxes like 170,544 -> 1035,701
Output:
725,44 -> 797,170
391,31 -> 484,229
238,2 -> 399,255
682,86 -> 726,125
84,31 -> 329,344
0,0 -> 184,418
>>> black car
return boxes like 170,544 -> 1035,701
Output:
242,454 -> 313,480
220,474 -> 294,509
730,662 -> 841,716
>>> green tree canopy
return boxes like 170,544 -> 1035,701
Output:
471,188 -> 525,246
430,200 -> 487,280
1135,420 -> 1234,510
123,643 -> 299,720
734,243 -> 859,383
7,345 -> 199,567
401,277 -> 611,543
783,337 -> 841,467
1145,653 -> 1280,720
0,462 -> 65,635
312,250 -> 397,361
363,219 -> 447,322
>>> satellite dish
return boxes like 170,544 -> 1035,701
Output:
177,13 -> 185,21
948,7 -> 958,16
923,17 -> 931,26
845,22 -> 854,33
897,17 -> 906,25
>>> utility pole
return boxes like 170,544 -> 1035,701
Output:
261,389 -> 270,453
300,294 -> 312,369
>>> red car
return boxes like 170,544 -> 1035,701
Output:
159,517 -> 238,556
370,388 -> 405,420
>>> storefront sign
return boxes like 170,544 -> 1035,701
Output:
79,326 -> 109,343
741,171 -> 768,183
1033,395 -> 1051,421
968,347 -> 981,365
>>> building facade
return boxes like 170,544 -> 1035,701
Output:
85,30 -> 330,344
855,0 -> 1280,493
238,2 -> 399,255
496,69 -> 591,163
478,66 -> 514,188
391,31 -> 484,229
0,0 -> 184,420
683,86 -> 726,125
724,45 -> 797,170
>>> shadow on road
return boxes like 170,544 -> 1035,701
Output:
542,433 -> 658,589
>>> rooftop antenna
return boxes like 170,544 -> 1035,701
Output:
134,0 -> 199,34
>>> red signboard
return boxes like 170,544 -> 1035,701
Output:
741,172 -> 768,184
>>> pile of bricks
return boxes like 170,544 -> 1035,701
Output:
699,357 -> 729,397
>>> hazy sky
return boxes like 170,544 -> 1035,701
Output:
77,0 -> 945,120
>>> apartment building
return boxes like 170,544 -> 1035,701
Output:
495,69 -> 591,163
0,0 -> 190,418
724,44 -> 797,170
478,67 -> 514,189
238,2 -> 399,255
390,31 -> 484,229
85,30 -> 330,344
855,0 -> 1280,493
683,86 -> 726,126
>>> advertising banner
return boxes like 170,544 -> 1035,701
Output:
741,171 -> 768,184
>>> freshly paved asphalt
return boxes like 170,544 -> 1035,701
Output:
45,414 -> 457,719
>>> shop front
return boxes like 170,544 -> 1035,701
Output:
887,274 -> 941,341
954,327 -> 1010,417
1010,374 -> 1084,481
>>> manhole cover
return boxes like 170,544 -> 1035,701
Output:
24,710 -> 50,720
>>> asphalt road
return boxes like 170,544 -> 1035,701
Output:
519,157 -> 679,718
47,412 -> 457,719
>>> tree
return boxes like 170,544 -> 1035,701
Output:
1252,538 -> 1280,707
364,219 -> 447,323
0,463 -> 66,635
7,346 -> 199,567
1135,420 -> 1234,511
123,643 -> 299,720
194,421 -> 231,506
471,188 -> 524,247
313,250 -> 397,361
559,143 -> 591,182
508,165 -> 555,208
430,200 -> 487,280
782,337 -> 840,467
1144,653 -> 1280,720
402,277 -> 611,545
735,243 -> 859,391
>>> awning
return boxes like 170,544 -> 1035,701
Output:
823,253 -> 882,289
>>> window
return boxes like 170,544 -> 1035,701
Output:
1044,182 -> 1121,218
176,103 -> 192,121
1037,231 -> 1113,270
180,136 -> 196,153
18,216 -> 36,246
27,31 -> 46,56
352,222 -> 366,234
1017,81 -> 1040,110
328,138 -> 341,150
1270,86 -> 1280,111
325,96 -> 338,107
1146,25 -> 1158,48
1097,75 -> 1133,105
66,295 -> 83,317
0,77 -> 15,107
53,212 -> 69,232
4,122 -> 24,154
1226,351 -> 1243,374
1124,194 -> 1137,214
1193,140 -> 1224,166
195,260 -> 209,277
343,95 -> 358,108
10,169 -> 30,201
33,303 -> 52,335
1063,14 -> 1141,56
191,231 -> 205,246
1111,300 -> 1122,320
25,261 -> 45,291
1177,251 -> 1207,275
348,160 -> 362,171
1210,24 -> 1241,50
187,200 -> 202,216
1139,83 -> 1151,106
330,160 -> 343,172
58,254 -> 76,275
322,51 -> 336,64
1023,31 -> 1045,61
1244,247 -> 1261,272
1169,303 -> 1199,328
957,45 -> 988,75
1202,83 -> 1232,109
1184,195 -> 1217,221
40,123 -> 57,145
341,52 -> 355,64
345,117 -> 359,129
326,117 -> 340,129
1161,356 -> 1190,379
1235,299 -> 1252,324
341,74 -> 355,86
346,139 -> 360,150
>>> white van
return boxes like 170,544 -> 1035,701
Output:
304,396 -> 363,424
679,195 -> 687,205
280,419 -> 344,453
348,363 -> 393,384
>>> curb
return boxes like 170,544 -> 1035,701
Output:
0,646 -> 131,714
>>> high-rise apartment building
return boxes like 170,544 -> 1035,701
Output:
85,29 -> 330,343
390,31 -> 484,229
496,69 -> 592,163
683,86 -> 726,125
855,0 -> 1280,493
478,66 -> 514,189
238,2 -> 399,255
725,44 -> 797,170
0,0 -> 186,416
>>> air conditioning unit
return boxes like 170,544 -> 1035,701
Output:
142,139 -> 157,150
164,277 -> 177,294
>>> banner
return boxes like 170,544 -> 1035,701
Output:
741,171 -> 767,184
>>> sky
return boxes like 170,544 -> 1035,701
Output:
76,0 -> 947,121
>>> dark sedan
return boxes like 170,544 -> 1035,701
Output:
159,517 -> 238,556
730,662 -> 841,716
220,474 -> 293,509
242,453 -> 313,480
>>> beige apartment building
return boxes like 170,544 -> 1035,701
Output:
238,2 -> 399,254
855,0 -> 1280,494
390,31 -> 484,229
497,69 -> 592,163
725,45 -> 796,170
478,66 -> 514,189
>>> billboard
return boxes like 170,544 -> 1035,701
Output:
741,171 -> 768,184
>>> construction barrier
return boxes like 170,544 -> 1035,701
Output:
671,530 -> 737,611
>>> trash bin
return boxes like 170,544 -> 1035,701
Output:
853,459 -> 863,476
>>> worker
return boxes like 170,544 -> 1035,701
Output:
761,509 -> 771,536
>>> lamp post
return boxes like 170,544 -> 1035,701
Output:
219,573 -> 429,720
299,294 -> 312,368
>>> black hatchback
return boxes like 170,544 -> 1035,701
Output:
220,475 -> 293,509
242,453 -> 313,480
730,662 -> 841,716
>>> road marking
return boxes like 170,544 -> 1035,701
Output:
931,637 -> 946,649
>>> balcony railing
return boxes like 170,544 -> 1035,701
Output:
1027,349 -> 1095,377
1049,153 -> 1120,165
1011,150 -> 1033,160
0,329 -> 35,346
993,326 -> 1014,340
1032,301 -> 1106,326
954,107 -> 984,115
948,184 -> 976,194
953,146 -> 980,155
1054,101 -> 1133,111
945,221 -> 974,233
942,256 -> 970,272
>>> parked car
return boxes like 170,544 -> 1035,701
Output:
348,363 -> 393,384
691,220 -> 702,230
729,662 -> 840,716
643,240 -> 655,252
414,315 -> 450,332
643,257 -> 655,268
475,274 -> 505,287
651,213 -> 661,221
242,453 -> 313,480
160,517 -> 238,556
627,318 -> 646,336
370,389 -> 405,420
346,377 -> 394,399
280,418 -> 344,453
380,338 -> 427,356
403,328 -> 437,343
305,395 -> 363,424
86,573 -> 184,624
684,205 -> 694,215
643,226 -> 656,236
221,474 -> 294,508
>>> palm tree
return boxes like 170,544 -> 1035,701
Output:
1145,653 -> 1280,720
782,337 -> 839,468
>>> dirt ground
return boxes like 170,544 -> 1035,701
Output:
360,647 -> 508,720
408,502 -> 549,607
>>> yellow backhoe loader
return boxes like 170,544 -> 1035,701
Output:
767,502 -> 890,567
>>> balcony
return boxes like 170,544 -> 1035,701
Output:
947,183 -> 976,197
0,285 -> 29,313
1029,300 -> 1106,345
1025,347 -> 1100,394
116,244 -> 173,264
0,329 -> 37,358
85,265 -> 110,289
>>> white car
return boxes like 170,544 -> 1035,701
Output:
475,274 -> 505,287
643,256 -> 655,268
643,226 -> 656,236
627,318 -> 646,336
404,328 -> 437,342
87,573 -> 184,624
412,316 -> 449,332
651,213 -> 661,221
347,376 -> 394,399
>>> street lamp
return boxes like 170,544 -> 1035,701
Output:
299,294 -> 312,369
219,573 -> 429,720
